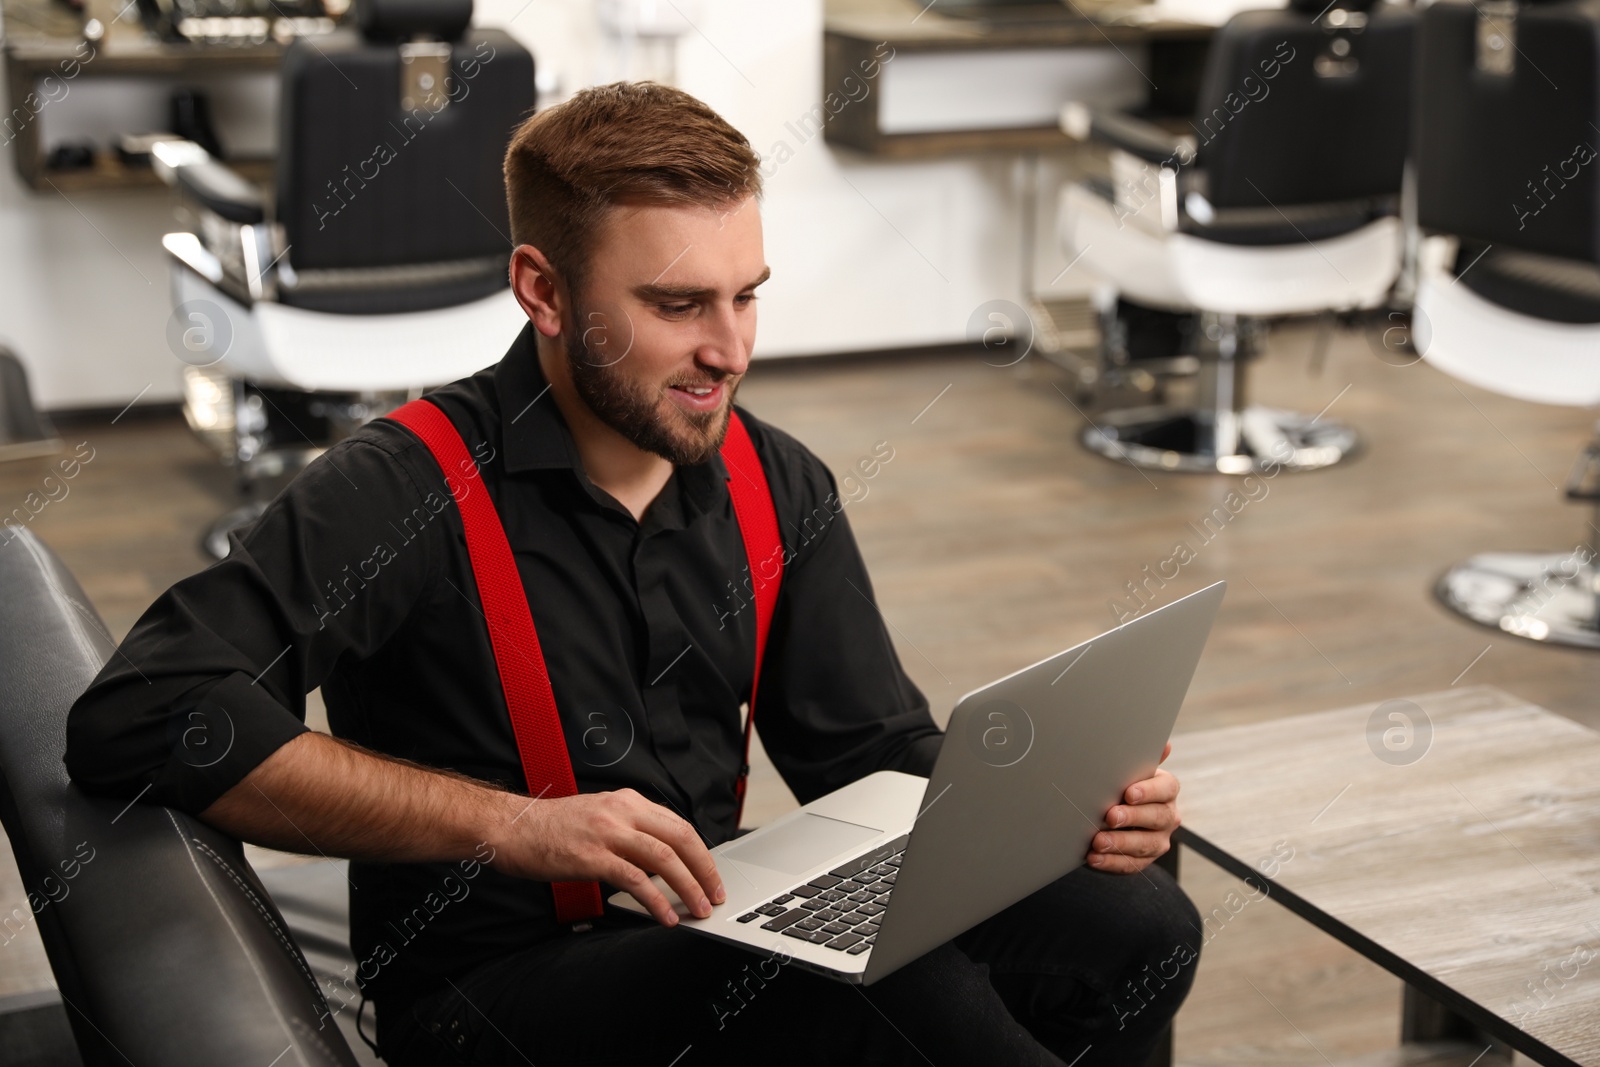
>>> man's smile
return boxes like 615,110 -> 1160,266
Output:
666,379 -> 728,413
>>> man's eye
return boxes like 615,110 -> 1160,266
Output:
735,293 -> 757,307
660,302 -> 696,316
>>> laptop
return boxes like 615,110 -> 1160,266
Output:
609,581 -> 1225,985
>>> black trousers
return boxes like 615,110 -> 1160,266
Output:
377,863 -> 1201,1067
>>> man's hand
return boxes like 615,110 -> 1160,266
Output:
199,733 -> 724,930
1087,742 -> 1180,875
490,787 -> 726,928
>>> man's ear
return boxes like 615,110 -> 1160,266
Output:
509,244 -> 565,339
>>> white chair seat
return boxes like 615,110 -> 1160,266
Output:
1059,183 -> 1402,317
1413,239 -> 1600,407
174,268 -> 525,392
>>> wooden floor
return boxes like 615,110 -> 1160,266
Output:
3,319 -> 1597,1063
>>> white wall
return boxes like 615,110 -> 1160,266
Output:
0,43 -> 280,411
0,0 -> 1092,410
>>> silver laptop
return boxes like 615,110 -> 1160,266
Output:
609,581 -> 1225,985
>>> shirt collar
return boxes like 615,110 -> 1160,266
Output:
494,322 -> 579,474
491,321 -> 730,524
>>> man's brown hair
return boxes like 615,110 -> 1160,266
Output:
503,82 -> 763,298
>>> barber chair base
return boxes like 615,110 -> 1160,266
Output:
1435,552 -> 1600,649
1080,404 -> 1358,474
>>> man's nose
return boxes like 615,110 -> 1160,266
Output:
696,303 -> 750,378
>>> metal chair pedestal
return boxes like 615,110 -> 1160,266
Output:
1081,313 -> 1359,474
1434,435 -> 1600,649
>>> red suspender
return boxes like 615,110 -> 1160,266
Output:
718,411 -> 784,827
387,398 -> 602,922
386,398 -> 784,923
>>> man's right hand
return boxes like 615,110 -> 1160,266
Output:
488,787 -> 726,927
198,733 -> 724,930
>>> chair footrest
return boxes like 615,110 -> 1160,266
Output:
1078,404 -> 1358,474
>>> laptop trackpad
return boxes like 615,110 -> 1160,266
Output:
722,813 -> 883,875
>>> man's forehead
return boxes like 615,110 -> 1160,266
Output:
592,198 -> 765,288
601,198 -> 760,242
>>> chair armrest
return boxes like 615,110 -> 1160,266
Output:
1061,102 -> 1197,169
152,139 -> 279,302
0,530 -> 360,1065
150,139 -> 266,226
175,159 -> 266,225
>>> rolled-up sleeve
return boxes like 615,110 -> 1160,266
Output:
65,433 -> 440,814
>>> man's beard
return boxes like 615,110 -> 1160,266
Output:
564,304 -> 735,466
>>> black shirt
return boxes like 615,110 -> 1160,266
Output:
65,322 -> 942,1007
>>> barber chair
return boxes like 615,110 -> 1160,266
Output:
1058,0 -> 1414,473
0,529 -> 372,1064
1412,0 -> 1600,648
153,0 -> 534,557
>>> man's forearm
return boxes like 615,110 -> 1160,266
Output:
199,732 -> 518,864
200,731 -> 728,926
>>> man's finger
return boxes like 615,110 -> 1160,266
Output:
607,859 -> 678,926
635,804 -> 726,906
1091,829 -> 1171,860
618,830 -> 712,918
1106,800 -> 1180,833
1089,851 -> 1156,875
1125,768 -> 1179,805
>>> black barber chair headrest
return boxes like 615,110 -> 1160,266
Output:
356,0 -> 472,41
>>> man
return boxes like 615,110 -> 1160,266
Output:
66,83 -> 1199,1065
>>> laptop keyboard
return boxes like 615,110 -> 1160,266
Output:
734,833 -> 909,956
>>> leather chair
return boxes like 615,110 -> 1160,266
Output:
1412,0 -> 1600,648
0,528 -> 370,1064
1058,0 -> 1415,473
152,0 -> 534,557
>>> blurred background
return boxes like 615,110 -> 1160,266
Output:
2,0 -> 1598,1063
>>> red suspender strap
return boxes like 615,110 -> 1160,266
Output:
387,398 -> 603,923
387,400 -> 784,920
719,411 -> 784,827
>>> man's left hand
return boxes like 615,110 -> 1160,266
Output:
1087,742 -> 1179,875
